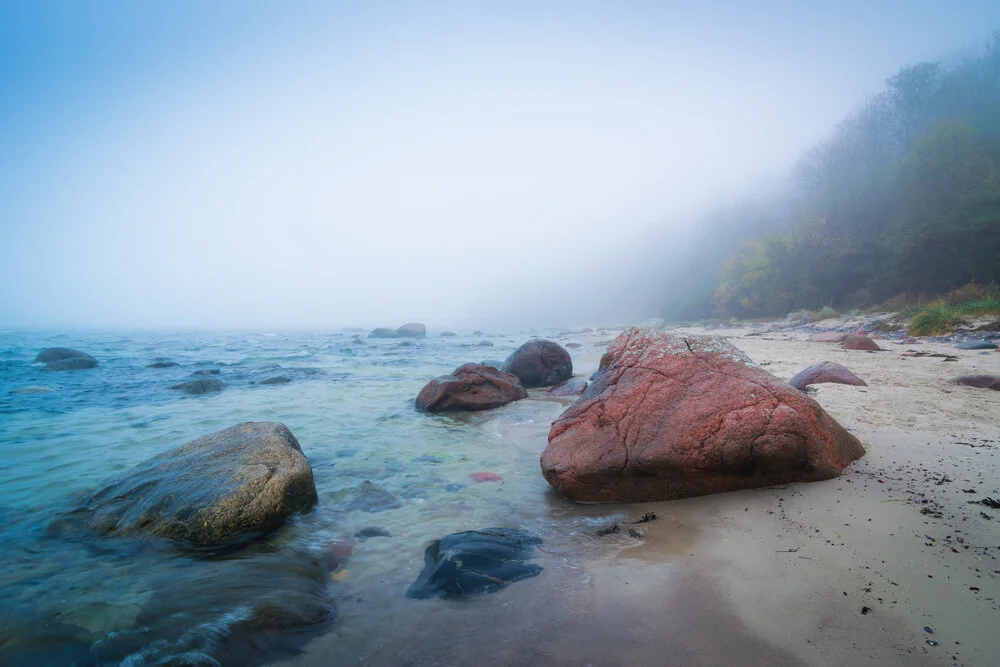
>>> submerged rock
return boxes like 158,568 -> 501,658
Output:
502,340 -> 573,388
80,422 -> 317,548
354,526 -> 392,540
415,363 -> 527,412
192,368 -> 221,376
259,375 -> 292,385
950,374 -> 1000,390
406,528 -> 543,600
841,335 -> 882,351
440,331 -> 457,337
541,329 -> 865,503
396,322 -> 427,338
548,377 -> 588,396
788,361 -> 867,390
35,348 -> 98,372
169,378 -> 224,394
344,481 -> 402,512
147,361 -> 179,368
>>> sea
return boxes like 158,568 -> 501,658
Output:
0,328 -> 636,666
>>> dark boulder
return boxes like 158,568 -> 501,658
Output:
169,378 -> 224,394
788,361 -> 867,390
502,340 -> 573,388
35,348 -> 97,371
415,363 -> 527,412
147,361 -> 179,368
541,329 -> 865,503
548,377 -> 588,396
80,422 -> 318,548
192,368 -> 221,375
396,322 -> 427,338
355,526 -> 392,541
841,335 -> 882,351
406,528 -> 543,600
950,375 -> 1000,390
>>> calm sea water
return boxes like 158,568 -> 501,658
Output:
0,329 -> 627,666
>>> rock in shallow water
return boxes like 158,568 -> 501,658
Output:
502,340 -> 573,388
540,329 -> 865,503
35,348 -> 98,371
406,528 -> 543,600
788,361 -> 867,390
147,361 -> 179,368
79,422 -> 318,548
415,363 -> 527,412
169,378 -> 224,394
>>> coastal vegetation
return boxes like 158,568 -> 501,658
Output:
664,31 -> 1000,322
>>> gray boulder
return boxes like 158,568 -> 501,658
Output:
35,347 -> 97,371
368,327 -> 398,339
502,340 -> 573,388
440,331 -> 457,337
82,422 -> 318,547
148,361 -> 180,368
169,378 -> 225,394
259,375 -> 292,385
396,322 -> 427,338
788,361 -> 867,390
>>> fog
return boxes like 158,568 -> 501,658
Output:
1,1 -> 997,330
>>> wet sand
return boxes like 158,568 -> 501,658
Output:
285,323 -> 999,667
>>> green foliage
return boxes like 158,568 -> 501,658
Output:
906,283 -> 1000,335
908,304 -> 966,336
701,31 -> 1000,320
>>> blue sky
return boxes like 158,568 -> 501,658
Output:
2,1 -> 999,328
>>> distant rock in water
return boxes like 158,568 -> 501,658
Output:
841,334 -> 882,351
541,329 -> 865,503
565,342 -> 582,349
479,359 -> 503,369
78,422 -> 318,548
192,368 -> 221,375
502,340 -> 573,388
147,361 -> 180,368
956,341 -> 997,350
415,363 -> 527,412
476,340 -> 494,347
34,348 -> 97,372
950,374 -> 1000,390
549,377 -> 588,397
788,361 -> 867,390
440,331 -> 457,337
406,528 -> 543,600
170,378 -> 224,394
259,375 -> 292,385
396,322 -> 427,338
368,327 -> 398,339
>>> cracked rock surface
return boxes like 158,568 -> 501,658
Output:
540,328 -> 865,502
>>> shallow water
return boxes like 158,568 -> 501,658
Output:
0,328 -> 633,666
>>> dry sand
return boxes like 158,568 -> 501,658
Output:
286,322 -> 999,667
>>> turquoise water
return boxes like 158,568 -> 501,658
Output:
0,329 -> 624,666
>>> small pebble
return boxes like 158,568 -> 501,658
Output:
924,626 -> 934,634
927,640 -> 938,646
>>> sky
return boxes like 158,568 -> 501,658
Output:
2,1 -> 999,330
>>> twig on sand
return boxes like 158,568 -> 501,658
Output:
776,547 -> 801,553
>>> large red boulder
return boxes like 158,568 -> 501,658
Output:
502,340 -> 573,388
415,363 -> 527,412
540,329 -> 865,503
841,334 -> 882,351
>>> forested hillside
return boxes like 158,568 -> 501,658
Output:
667,31 -> 1000,320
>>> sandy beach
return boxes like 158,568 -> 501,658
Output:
287,319 -> 999,667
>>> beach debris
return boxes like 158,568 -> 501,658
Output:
969,497 -> 1000,509
902,350 -> 958,361
633,512 -> 659,524
542,330 -> 864,502
861,606 -> 872,615
924,626 -> 934,634
596,523 -> 621,536
949,374 -> 1000,390
406,528 -> 543,600
788,360 -> 867,390
627,528 -> 644,539
469,471 -> 503,483
927,640 -> 939,646
415,363 -> 527,412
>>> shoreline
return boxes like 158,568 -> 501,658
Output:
286,320 -> 999,666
